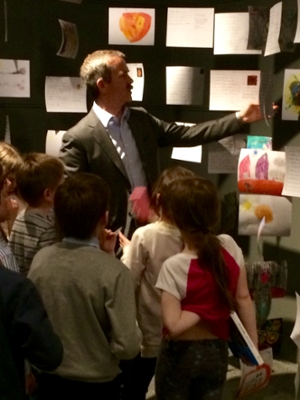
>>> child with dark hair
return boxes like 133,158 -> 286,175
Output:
0,161 -> 63,400
155,177 -> 258,400
119,165 -> 195,400
28,172 -> 140,400
9,153 -> 64,275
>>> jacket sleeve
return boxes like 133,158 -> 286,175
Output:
156,112 -> 245,147
105,268 -> 141,360
11,277 -> 63,371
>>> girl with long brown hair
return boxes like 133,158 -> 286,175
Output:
155,177 -> 257,400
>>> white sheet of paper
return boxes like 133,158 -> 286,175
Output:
171,122 -> 201,163
45,130 -> 66,158
166,66 -> 204,106
45,77 -> 87,113
127,63 -> 144,101
214,13 -> 261,55
109,8 -> 155,45
238,194 -> 292,237
209,70 -> 260,111
282,146 -> 300,197
0,59 -> 30,97
166,8 -> 214,48
291,293 -> 300,348
282,69 -> 300,121
171,146 -> 202,163
208,135 -> 246,174
294,0 -> 300,42
264,2 -> 282,56
238,148 -> 286,191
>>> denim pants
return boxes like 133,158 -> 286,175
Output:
155,338 -> 228,400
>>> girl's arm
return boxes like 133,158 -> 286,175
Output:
120,230 -> 146,289
235,265 -> 258,348
161,291 -> 200,337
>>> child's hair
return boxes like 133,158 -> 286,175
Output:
0,142 -> 23,177
54,172 -> 110,240
168,177 -> 235,310
150,166 -> 195,221
16,153 -> 64,207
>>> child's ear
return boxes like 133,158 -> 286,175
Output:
43,188 -> 53,202
100,210 -> 109,227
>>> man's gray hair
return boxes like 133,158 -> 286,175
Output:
80,50 -> 125,99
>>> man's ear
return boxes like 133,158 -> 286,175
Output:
96,77 -> 107,93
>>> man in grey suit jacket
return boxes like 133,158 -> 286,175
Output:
59,50 -> 268,236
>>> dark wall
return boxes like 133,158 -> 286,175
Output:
0,0 -> 298,155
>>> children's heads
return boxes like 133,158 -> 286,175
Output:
16,153 -> 65,208
167,177 -> 220,238
150,166 -> 195,221
54,172 -> 110,240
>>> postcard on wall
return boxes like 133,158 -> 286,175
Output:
238,149 -> 285,196
264,2 -> 282,56
171,146 -> 202,163
208,134 -> 246,174
109,8 -> 155,45
294,0 -> 300,42
166,8 -> 214,48
45,77 -> 87,113
166,67 -> 204,106
127,63 -> 144,101
282,69 -> 300,121
282,146 -> 300,197
171,122 -> 202,163
57,20 -> 79,59
45,130 -> 66,158
214,13 -> 261,55
209,70 -> 260,111
247,136 -> 272,150
238,194 -> 292,237
0,59 -> 30,97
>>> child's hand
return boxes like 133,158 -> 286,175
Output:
119,231 -> 131,248
99,229 -> 117,255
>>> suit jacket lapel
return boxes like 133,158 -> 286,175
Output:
87,109 -> 129,181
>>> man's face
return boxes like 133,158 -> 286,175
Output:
103,56 -> 133,109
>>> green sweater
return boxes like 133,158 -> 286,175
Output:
28,242 -> 140,383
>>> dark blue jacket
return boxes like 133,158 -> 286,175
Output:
0,265 -> 63,400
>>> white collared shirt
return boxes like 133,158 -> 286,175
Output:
93,102 -> 147,189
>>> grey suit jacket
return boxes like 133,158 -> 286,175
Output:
59,107 -> 243,231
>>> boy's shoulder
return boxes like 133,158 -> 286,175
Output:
132,221 -> 179,239
15,208 -> 54,227
32,242 -> 127,275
